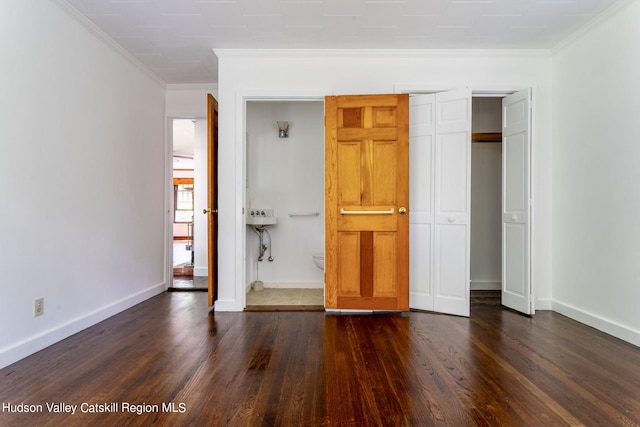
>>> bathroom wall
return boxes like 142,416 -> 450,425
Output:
246,101 -> 325,289
470,97 -> 502,290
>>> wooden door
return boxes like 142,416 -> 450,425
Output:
325,94 -> 409,310
502,88 -> 532,314
206,94 -> 219,307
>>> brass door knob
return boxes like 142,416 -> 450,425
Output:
203,208 -> 218,214
399,207 -> 407,215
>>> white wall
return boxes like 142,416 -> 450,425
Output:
246,101 -> 325,288
0,1 -> 166,368
214,49 -> 553,311
470,98 -> 502,290
166,84 -> 219,118
552,1 -> 640,346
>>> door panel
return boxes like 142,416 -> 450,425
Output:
409,223 -> 432,307
436,132 -> 468,216
409,95 -> 435,309
434,89 -> 471,317
504,223 -> 526,296
502,88 -> 532,314
337,142 -> 361,204
410,89 -> 471,317
325,94 -> 409,310
206,94 -> 219,307
374,232 -> 397,297
436,225 -> 467,297
337,232 -> 360,296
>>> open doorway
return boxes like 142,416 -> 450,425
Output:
470,97 -> 503,306
170,119 -> 207,291
244,100 -> 325,309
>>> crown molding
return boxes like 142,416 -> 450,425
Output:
552,0 -> 635,55
52,0 -> 166,88
213,48 -> 551,59
166,83 -> 218,91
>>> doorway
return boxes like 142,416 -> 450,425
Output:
244,100 -> 325,309
470,97 -> 503,299
169,118 -> 207,291
407,88 -> 532,316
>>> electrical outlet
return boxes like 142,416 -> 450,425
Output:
34,298 -> 44,317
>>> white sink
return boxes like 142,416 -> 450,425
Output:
246,216 -> 277,226
247,208 -> 277,226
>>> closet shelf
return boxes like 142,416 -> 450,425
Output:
472,132 -> 502,142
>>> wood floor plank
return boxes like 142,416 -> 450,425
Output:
1,292 -> 639,426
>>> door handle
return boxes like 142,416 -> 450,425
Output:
340,208 -> 394,215
203,208 -> 218,214
398,207 -> 407,215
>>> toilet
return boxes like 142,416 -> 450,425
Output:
312,253 -> 324,271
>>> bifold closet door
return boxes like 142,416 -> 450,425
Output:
502,88 -> 533,315
410,89 -> 471,317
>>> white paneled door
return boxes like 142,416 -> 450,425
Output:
410,89 -> 471,316
501,89 -> 533,315
409,94 -> 435,310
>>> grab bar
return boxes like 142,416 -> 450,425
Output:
340,208 -> 394,215
288,211 -> 320,217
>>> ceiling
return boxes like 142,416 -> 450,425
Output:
65,0 -> 622,85
172,119 -> 196,166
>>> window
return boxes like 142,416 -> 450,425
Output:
174,180 -> 194,223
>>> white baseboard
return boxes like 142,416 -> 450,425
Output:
535,298 -> 552,311
326,309 -> 374,314
193,268 -> 208,277
552,300 -> 640,348
213,299 -> 245,312
470,280 -> 501,290
0,282 -> 166,370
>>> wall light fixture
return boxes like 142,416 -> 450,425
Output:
277,121 -> 289,138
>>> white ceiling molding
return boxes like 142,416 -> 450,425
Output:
551,0 -> 636,55
214,48 -> 551,59
62,0 -> 624,85
54,0 -> 166,88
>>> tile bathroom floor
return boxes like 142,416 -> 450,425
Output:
246,288 -> 324,306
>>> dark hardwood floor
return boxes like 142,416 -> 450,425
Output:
1,291 -> 639,426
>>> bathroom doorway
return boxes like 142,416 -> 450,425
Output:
244,100 -> 325,309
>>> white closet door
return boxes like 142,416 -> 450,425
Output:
409,89 -> 471,316
433,89 -> 471,317
502,88 -> 533,315
409,94 -> 435,311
